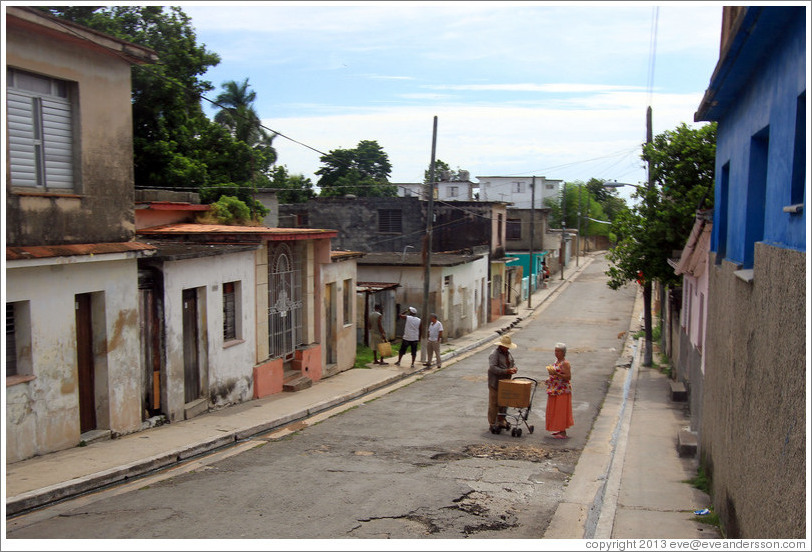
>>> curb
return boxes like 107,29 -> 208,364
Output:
544,286 -> 644,539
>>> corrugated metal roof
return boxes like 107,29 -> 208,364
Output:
357,282 -> 401,293
7,241 -> 156,261
331,250 -> 366,262
138,239 -> 260,261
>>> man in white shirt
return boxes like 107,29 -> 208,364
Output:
424,313 -> 444,368
395,306 -> 422,368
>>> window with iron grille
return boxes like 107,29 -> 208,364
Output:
223,281 -> 238,341
506,219 -> 522,240
6,68 -> 75,191
378,209 -> 402,233
6,303 -> 17,377
268,243 -> 303,361
6,301 -> 31,378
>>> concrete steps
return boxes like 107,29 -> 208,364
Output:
283,370 -> 312,392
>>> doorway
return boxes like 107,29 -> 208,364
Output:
182,288 -> 201,404
75,293 -> 96,433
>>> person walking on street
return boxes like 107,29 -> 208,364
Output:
545,342 -> 574,438
488,335 -> 518,431
395,307 -> 422,368
369,304 -> 388,365
424,313 -> 444,368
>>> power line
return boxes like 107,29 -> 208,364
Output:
44,10 -> 329,157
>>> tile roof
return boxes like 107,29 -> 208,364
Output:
137,223 -> 338,241
7,241 -> 156,261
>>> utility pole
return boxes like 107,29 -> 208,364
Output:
642,106 -> 654,367
422,116 -> 438,349
576,183 -> 581,267
528,176 -> 535,308
560,181 -> 566,280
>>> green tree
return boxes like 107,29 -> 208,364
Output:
544,181 -> 611,238
214,78 -> 277,162
423,159 -> 468,183
271,166 -> 317,204
605,122 -> 716,365
316,140 -> 396,197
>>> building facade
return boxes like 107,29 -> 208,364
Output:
5,7 -> 158,462
694,6 -> 806,538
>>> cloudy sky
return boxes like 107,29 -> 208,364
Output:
183,1 -> 725,197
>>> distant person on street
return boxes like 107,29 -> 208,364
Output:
545,342 -> 574,438
369,303 -> 388,365
395,307 -> 422,368
488,335 -> 518,431
423,313 -> 444,368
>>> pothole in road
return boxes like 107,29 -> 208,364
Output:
463,443 -> 555,462
430,443 -> 566,463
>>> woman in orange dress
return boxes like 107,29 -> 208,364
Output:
545,342 -> 574,439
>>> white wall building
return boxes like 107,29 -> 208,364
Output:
476,176 -> 562,209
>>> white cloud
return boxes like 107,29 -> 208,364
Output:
268,88 -> 709,188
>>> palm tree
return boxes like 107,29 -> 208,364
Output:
214,78 -> 277,163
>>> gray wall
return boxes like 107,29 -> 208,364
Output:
279,197 -> 426,253
701,244 -> 805,538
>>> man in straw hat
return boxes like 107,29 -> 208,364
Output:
487,334 -> 518,431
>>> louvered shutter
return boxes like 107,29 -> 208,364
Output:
6,89 -> 74,190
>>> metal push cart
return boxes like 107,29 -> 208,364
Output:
491,376 -> 539,437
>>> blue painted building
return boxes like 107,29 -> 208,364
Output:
694,6 -> 806,538
506,251 -> 548,298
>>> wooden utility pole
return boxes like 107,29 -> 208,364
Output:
422,116 -> 438,346
560,181 -> 566,280
528,176 -> 535,308
643,106 -> 654,367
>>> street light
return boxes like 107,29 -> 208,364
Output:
602,180 -> 643,190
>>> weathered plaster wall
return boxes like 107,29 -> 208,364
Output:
5,20 -> 137,246
701,245 -> 805,538
439,256 -> 489,337
160,251 -> 257,421
320,259 -> 358,378
5,258 -> 142,463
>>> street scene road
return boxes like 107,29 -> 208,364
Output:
7,254 -> 637,540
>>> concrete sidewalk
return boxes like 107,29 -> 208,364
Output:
4,255 -> 591,518
544,282 -> 721,540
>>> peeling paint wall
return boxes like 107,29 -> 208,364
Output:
5,15 -> 138,246
6,259 -> 142,463
158,251 -> 257,421
356,256 -> 487,339
320,259 -> 358,378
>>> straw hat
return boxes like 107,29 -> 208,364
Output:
494,335 -> 518,349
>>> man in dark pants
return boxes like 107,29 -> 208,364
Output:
488,334 -> 518,431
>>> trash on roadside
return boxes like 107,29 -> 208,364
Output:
694,508 -> 710,515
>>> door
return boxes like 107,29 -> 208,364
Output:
324,283 -> 336,365
138,269 -> 163,417
75,293 -> 96,433
182,289 -> 200,403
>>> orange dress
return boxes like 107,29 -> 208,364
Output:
545,360 -> 574,432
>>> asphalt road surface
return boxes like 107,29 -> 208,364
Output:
6,253 -> 637,541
